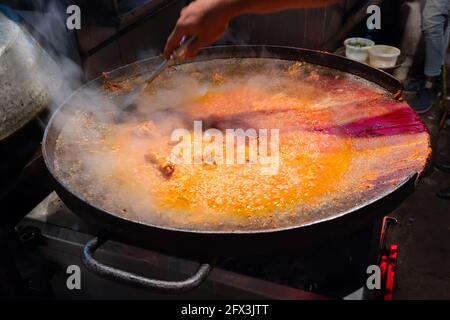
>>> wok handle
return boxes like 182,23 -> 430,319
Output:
82,237 -> 212,293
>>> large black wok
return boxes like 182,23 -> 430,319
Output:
42,46 -> 428,292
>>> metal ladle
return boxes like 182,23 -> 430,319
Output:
119,36 -> 196,108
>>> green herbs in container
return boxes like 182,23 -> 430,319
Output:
344,38 -> 375,63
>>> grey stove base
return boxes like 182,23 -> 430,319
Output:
17,192 -> 336,300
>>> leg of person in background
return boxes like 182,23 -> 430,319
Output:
411,0 -> 450,114
431,1 -> 450,200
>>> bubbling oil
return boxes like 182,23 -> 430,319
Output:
54,58 -> 430,231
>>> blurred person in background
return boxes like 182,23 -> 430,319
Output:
411,0 -> 450,200
409,0 -> 450,114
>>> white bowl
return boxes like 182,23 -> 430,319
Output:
344,38 -> 375,63
368,45 -> 401,69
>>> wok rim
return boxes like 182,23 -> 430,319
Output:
42,45 -> 426,236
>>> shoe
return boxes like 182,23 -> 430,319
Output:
436,186 -> 450,200
411,87 -> 440,114
436,161 -> 450,174
404,78 -> 425,93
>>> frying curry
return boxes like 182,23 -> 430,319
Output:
54,58 -> 430,231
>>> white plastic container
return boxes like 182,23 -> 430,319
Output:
344,38 -> 375,63
368,45 -> 401,69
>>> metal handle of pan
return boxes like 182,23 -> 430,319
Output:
82,237 -> 212,293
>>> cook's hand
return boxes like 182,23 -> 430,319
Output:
164,0 -> 339,59
163,0 -> 233,60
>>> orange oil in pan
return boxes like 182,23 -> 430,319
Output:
55,59 -> 430,231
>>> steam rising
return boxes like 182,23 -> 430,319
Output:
18,0 -> 82,109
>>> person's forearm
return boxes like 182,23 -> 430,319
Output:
221,0 -> 338,18
164,0 -> 338,58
